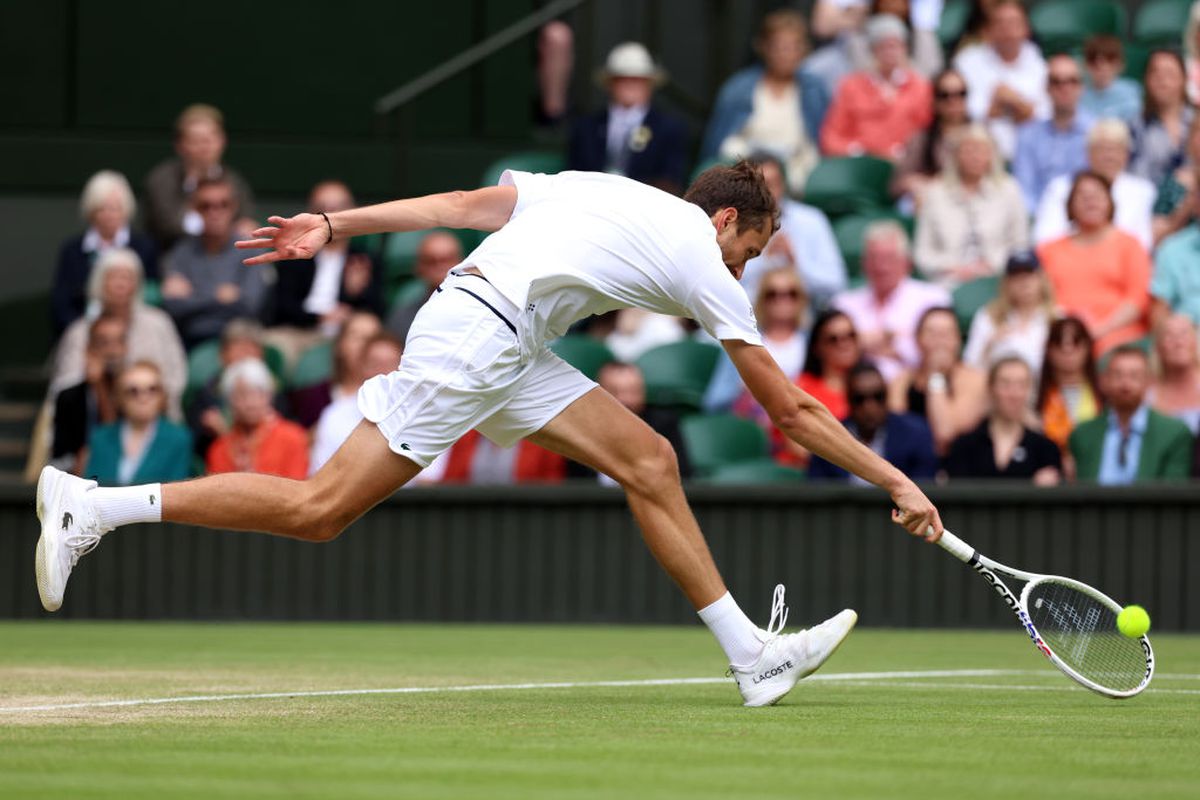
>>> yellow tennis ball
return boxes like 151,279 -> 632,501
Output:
1117,605 -> 1151,638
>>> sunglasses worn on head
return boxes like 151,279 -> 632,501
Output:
849,389 -> 887,406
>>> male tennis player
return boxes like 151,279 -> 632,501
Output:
35,163 -> 944,707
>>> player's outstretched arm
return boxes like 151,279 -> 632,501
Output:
235,185 -> 518,265
724,340 -> 943,541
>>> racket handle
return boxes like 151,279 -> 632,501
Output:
934,529 -> 975,563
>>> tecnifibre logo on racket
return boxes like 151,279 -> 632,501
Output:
970,561 -> 1052,659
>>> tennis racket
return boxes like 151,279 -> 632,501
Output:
935,529 -> 1154,699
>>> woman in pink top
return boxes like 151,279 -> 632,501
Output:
1036,171 -> 1151,357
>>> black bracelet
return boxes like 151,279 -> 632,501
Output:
319,211 -> 334,244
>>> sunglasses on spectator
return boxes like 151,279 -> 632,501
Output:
123,384 -> 162,398
196,199 -> 234,212
1048,76 -> 1081,87
935,88 -> 967,100
765,288 -> 802,301
849,389 -> 887,406
821,330 -> 857,346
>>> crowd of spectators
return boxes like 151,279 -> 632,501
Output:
38,1 -> 1200,488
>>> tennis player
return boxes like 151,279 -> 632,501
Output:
35,163 -> 943,707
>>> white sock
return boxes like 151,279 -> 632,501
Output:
90,484 -> 163,531
697,592 -> 766,667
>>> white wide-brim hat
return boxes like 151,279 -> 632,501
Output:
594,42 -> 667,87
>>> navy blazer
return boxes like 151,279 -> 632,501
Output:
808,413 -> 938,482
51,231 -> 158,338
567,104 -> 689,194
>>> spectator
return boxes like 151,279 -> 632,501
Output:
944,356 -> 1061,483
51,314 -> 127,475
819,14 -> 933,160
1188,2 -> 1200,105
1037,316 -> 1101,456
567,42 -> 688,194
1070,346 -> 1193,483
291,310 -> 382,429
206,358 -> 308,478
1151,118 -> 1200,245
1148,314 -> 1200,435
310,332 -> 405,475
442,431 -> 566,485
1013,54 -> 1093,213
889,306 -> 987,454
892,68 -> 971,208
1037,171 -> 1152,356
268,180 -> 385,367
1080,35 -> 1142,126
952,0 -> 1048,161
50,248 -> 187,419
1151,169 -> 1200,329
914,124 -> 1028,289
1034,120 -> 1156,251
740,153 -> 846,308
384,232 -> 462,344
1130,51 -> 1194,188
51,170 -> 157,339
160,176 -> 272,349
808,361 -> 938,482
184,318 -> 276,460
954,0 -> 1003,53
535,21 -> 574,127
833,220 -> 950,380
962,250 -> 1055,374
84,361 -> 192,485
701,9 -> 829,194
143,104 -> 255,251
605,309 -> 686,363
843,1 -> 945,79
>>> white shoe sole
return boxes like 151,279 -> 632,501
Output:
34,466 -> 65,612
743,610 -> 858,707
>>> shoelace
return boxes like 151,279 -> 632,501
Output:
64,529 -> 102,567
765,583 -> 788,636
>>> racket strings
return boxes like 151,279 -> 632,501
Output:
1026,580 -> 1147,692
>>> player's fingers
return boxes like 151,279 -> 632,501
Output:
925,512 -> 945,542
242,252 -> 283,266
266,215 -> 290,226
235,238 -> 275,250
250,226 -> 280,237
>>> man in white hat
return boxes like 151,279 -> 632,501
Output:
567,42 -> 688,194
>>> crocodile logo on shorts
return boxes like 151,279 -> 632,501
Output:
61,512 -> 73,530
399,443 -> 412,451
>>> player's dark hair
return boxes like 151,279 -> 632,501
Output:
683,160 -> 781,235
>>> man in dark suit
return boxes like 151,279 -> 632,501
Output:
808,362 -> 938,482
567,42 -> 689,195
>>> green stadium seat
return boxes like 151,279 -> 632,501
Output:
1122,42 -> 1151,80
803,156 -> 895,218
704,459 -> 806,484
635,340 -> 722,409
951,275 -> 1001,334
290,339 -> 333,389
390,278 -> 431,312
1030,0 -> 1126,54
550,336 -> 616,380
381,228 -> 478,306
479,151 -> 565,189
938,0 -> 969,49
833,212 -> 909,281
680,414 -> 770,477
141,280 -> 162,307
1133,0 -> 1191,48
186,339 -> 223,393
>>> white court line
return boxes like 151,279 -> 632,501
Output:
0,668 -> 1189,714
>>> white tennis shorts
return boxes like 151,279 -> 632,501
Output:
357,272 -> 597,467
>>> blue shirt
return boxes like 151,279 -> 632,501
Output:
740,199 -> 847,309
1097,405 -> 1149,486
1012,113 -> 1093,212
1080,78 -> 1142,126
1150,224 -> 1200,325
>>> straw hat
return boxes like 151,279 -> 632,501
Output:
594,42 -> 667,87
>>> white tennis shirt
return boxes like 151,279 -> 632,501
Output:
464,170 -> 764,352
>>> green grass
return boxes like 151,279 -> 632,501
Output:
1,623 -> 1197,799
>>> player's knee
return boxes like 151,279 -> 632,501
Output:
618,434 -> 680,495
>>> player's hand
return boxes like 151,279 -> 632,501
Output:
236,213 -> 329,265
890,480 -> 943,542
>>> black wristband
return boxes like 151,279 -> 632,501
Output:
319,212 -> 334,244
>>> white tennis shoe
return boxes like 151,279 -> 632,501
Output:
730,585 -> 858,707
35,466 -> 109,612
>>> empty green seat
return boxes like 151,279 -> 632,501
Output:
479,151 -> 565,188
1133,0 -> 1191,47
550,336 -> 616,380
680,414 -> 770,477
951,275 -> 1001,334
635,340 -> 722,409
186,339 -> 223,393
1030,0 -> 1126,54
290,339 -> 333,389
803,156 -> 895,218
938,0 -> 969,49
705,459 -> 806,484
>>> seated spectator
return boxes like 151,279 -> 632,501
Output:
1034,120 -> 1157,250
310,332 -> 404,475
892,68 -> 971,209
161,176 -> 271,349
1129,51 -> 1194,188
184,318 -> 276,460
1147,314 -> 1200,435
606,309 -> 687,363
1188,3 -> 1200,106
1013,54 -> 1093,214
291,310 -> 382,429
144,104 -> 255,251
52,170 -> 157,339
952,0 -> 1001,53
1037,171 -> 1152,356
1151,118 -> 1200,245
944,356 -> 1061,483
776,310 -> 861,466
740,153 -> 846,309
442,430 -> 565,485
1070,346 -> 1193,483
50,248 -> 187,419
268,180 -> 384,367
962,250 -> 1055,374
84,361 -> 192,485
701,9 -> 829,194
567,43 -> 688,194
914,124 -> 1028,289
568,361 -> 691,484
206,358 -> 308,478
841,0 -> 945,79
808,361 -> 937,482
1151,173 -> 1200,329
1037,316 -> 1101,457
819,14 -> 933,160
384,232 -> 462,344
52,314 -> 127,475
952,0 -> 1048,161
889,306 -> 987,454
833,220 -> 950,380
1080,35 -> 1142,126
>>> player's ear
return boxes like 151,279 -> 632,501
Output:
716,207 -> 738,232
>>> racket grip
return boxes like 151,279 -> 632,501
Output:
934,529 -> 974,562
